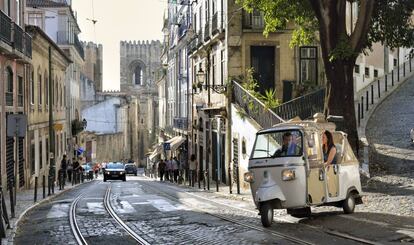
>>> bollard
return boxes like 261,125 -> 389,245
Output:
410,57 -> 412,72
377,80 -> 381,98
216,169 -> 219,192
404,62 -> 406,77
43,175 -> 46,198
207,168 -> 210,191
361,97 -> 364,119
236,165 -> 240,195
228,166 -> 232,194
34,177 -> 38,203
198,169 -> 201,189
385,75 -> 388,92
392,70 -> 394,86
9,182 -> 14,218
371,85 -> 374,104
203,170 -> 206,190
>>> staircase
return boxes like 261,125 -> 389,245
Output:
232,80 -> 325,128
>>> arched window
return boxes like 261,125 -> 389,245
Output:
133,65 -> 143,85
6,67 -> 13,106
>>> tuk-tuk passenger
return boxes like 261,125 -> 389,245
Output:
322,130 -> 337,168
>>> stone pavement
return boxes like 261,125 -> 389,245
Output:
1,179 -> 92,245
366,75 -> 414,174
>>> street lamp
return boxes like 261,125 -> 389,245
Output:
82,118 -> 87,130
196,66 -> 227,94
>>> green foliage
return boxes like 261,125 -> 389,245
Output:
257,89 -> 280,109
329,35 -> 358,62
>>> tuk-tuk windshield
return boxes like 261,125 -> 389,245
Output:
252,130 -> 303,159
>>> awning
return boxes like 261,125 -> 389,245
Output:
166,136 -> 186,152
148,143 -> 163,161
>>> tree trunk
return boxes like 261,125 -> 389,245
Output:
325,60 -> 359,151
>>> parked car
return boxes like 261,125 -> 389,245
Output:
104,162 -> 126,182
125,164 -> 138,176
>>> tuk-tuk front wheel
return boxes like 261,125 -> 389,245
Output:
343,192 -> 356,214
260,202 -> 273,227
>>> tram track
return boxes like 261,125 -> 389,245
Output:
68,182 -> 150,245
141,179 -> 383,245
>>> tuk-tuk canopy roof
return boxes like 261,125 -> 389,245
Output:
259,116 -> 337,134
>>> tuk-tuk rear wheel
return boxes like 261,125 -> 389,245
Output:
260,202 -> 273,227
343,193 -> 356,214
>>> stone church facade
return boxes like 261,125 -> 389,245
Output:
120,40 -> 162,164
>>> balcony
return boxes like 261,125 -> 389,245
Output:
242,10 -> 265,30
204,22 -> 210,41
178,22 -> 187,39
0,11 -> 12,45
212,12 -> 219,34
24,33 -> 32,58
6,92 -> 13,106
197,30 -> 203,48
57,31 -> 85,59
173,117 -> 188,131
12,23 -> 24,53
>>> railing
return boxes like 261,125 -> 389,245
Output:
5,92 -> 13,106
173,117 -> 188,130
0,10 -> 12,45
355,56 -> 414,127
74,35 -> 84,60
212,12 -> 219,34
164,126 -> 175,136
232,81 -> 284,129
273,88 -> 325,120
24,33 -> 32,58
12,23 -> 24,53
187,37 -> 197,54
56,31 -> 84,59
197,30 -> 203,48
204,22 -> 210,41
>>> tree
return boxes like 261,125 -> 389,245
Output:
237,0 -> 414,149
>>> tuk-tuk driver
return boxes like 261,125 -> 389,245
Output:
274,132 -> 301,157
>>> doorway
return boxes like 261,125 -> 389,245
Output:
251,46 -> 275,95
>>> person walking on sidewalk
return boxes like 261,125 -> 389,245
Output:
60,155 -> 68,183
158,159 -> 166,181
189,154 -> 198,187
67,160 -> 73,182
172,157 -> 179,183
165,158 -> 172,181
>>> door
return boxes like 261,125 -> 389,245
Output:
251,46 -> 275,95
326,133 -> 344,198
212,132 -> 218,181
306,132 -> 326,204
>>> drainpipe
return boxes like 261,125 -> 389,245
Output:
48,46 -> 55,191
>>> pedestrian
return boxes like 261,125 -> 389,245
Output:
60,155 -> 68,183
73,159 -> 81,183
172,157 -> 179,183
166,158 -> 172,182
67,160 -> 73,182
158,159 -> 166,181
189,154 -> 198,187
152,160 -> 158,179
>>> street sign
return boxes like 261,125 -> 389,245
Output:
7,114 -> 27,137
53,123 -> 63,131
164,142 -> 171,151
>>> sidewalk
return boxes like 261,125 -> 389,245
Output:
143,174 -> 253,203
1,179 -> 91,245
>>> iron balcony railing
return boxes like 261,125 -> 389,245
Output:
24,33 -> 32,58
212,12 -> 219,34
232,81 -> 284,129
164,125 -> 175,136
273,88 -> 326,121
12,23 -> 24,53
187,37 -> 197,54
6,92 -> 13,106
204,22 -> 210,41
197,30 -> 203,48
173,117 -> 188,130
0,10 -> 12,45
57,31 -> 85,59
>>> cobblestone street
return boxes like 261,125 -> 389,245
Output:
13,175 -> 414,244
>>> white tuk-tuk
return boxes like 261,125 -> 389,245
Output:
244,114 -> 363,227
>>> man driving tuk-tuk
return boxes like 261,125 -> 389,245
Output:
244,113 -> 363,227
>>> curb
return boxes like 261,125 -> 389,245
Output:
3,180 -> 93,245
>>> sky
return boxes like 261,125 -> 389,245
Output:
72,0 -> 166,90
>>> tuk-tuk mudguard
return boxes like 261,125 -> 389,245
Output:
255,184 -> 286,204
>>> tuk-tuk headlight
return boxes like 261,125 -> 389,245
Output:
244,171 -> 254,183
282,169 -> 296,181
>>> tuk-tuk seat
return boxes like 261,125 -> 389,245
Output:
335,143 -> 343,164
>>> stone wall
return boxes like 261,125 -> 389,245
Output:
95,133 -> 127,163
